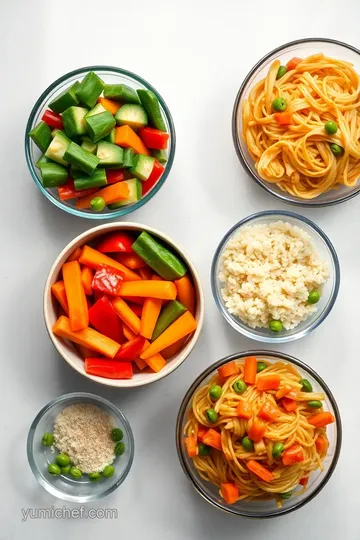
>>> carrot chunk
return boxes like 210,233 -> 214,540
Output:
221,483 -> 239,504
308,412 -> 335,428
244,356 -> 257,384
62,261 -> 89,331
185,436 -> 198,458
51,280 -> 69,314
97,97 -> 121,115
174,275 -> 196,314
236,400 -> 253,419
115,125 -> 150,155
81,266 -> 94,295
282,444 -> 305,465
118,280 -> 177,300
247,460 -> 274,482
315,435 -> 328,455
248,419 -> 266,443
76,182 -> 129,209
286,57 -> 302,70
257,374 -> 280,391
218,361 -> 239,379
112,298 -> 141,335
258,401 -> 281,422
79,245 -> 141,282
202,429 -> 222,451
282,398 -> 298,412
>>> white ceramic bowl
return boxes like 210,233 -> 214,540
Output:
44,223 -> 204,387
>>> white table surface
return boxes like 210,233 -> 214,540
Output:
2,0 -> 360,538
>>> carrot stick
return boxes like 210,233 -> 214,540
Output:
62,261 -> 89,331
286,57 -> 302,70
174,275 -> 195,314
122,323 -> 136,341
51,280 -> 69,314
52,316 -> 120,358
315,435 -> 328,455
113,252 -> 147,270
202,429 -> 222,451
248,419 -> 267,442
79,245 -> 141,282
118,280 -> 177,300
76,182 -> 129,209
185,436 -> 198,458
247,460 -> 274,482
275,385 -> 293,400
139,267 -> 152,280
138,338 -> 166,372
134,357 -> 147,370
161,337 -> 186,359
257,374 -> 281,391
258,401 -> 281,421
115,125 -> 150,155
97,97 -> 121,115
81,266 -> 93,295
67,247 -> 82,262
112,298 -> 141,334
308,412 -> 335,428
217,361 -> 239,379
140,311 -> 197,359
220,483 -> 239,504
236,400 -> 253,419
75,343 -> 97,359
140,296 -> 162,339
244,356 -> 257,384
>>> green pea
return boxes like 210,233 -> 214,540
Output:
308,400 -> 323,408
209,384 -> 222,400
272,97 -> 287,112
42,432 -> 54,447
279,491 -> 292,499
90,196 -> 106,212
103,465 -> 115,478
324,120 -> 338,135
48,463 -> 61,476
198,443 -> 211,456
330,143 -> 344,156
70,467 -> 82,479
257,361 -> 267,373
56,453 -> 70,467
115,442 -> 125,456
205,409 -> 218,423
307,290 -> 320,304
241,436 -> 254,452
88,472 -> 102,482
272,442 -> 284,458
300,378 -> 313,393
276,65 -> 287,80
61,465 -> 71,475
232,380 -> 247,394
111,428 -> 124,442
269,320 -> 283,332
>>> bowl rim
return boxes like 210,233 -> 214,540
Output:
232,37 -> 360,208
27,392 -> 135,502
175,349 -> 342,518
210,209 -> 340,343
25,65 -> 176,220
43,222 -> 204,388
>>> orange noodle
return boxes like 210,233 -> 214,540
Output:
242,54 -> 360,199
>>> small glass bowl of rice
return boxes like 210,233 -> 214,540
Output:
211,211 -> 340,343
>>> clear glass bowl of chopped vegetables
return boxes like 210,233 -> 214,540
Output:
27,392 -> 134,502
25,66 -> 175,219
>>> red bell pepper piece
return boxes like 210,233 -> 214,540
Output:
85,358 -> 133,379
58,180 -> 97,201
42,109 -> 64,130
92,264 -> 125,297
114,336 -> 146,362
138,127 -> 169,150
88,296 -> 124,343
96,232 -> 134,253
106,168 -> 127,185
142,160 -> 165,196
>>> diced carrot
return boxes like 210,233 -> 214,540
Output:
197,425 -> 208,441
257,374 -> 281,391
274,112 -> 293,125
97,97 -> 121,115
139,267 -> 153,280
248,419 -> 267,443
286,57 -> 302,70
244,356 -> 257,384
202,429 -> 222,451
122,323 -> 136,341
140,296 -> 162,339
62,261 -> 89,331
52,316 -> 120,358
185,436 -> 198,458
308,412 -> 335,428
140,311 -> 197,359
113,252 -> 147,269
67,247 -> 82,262
221,483 -> 239,505
51,280 -> 69,314
282,398 -> 298,412
174,275 -> 196,315
258,401 -> 281,422
81,266 -> 93,295
76,182 -> 130,209
275,385 -> 293,400
118,280 -> 177,300
299,477 -> 309,487
247,460 -> 274,483
282,444 -> 304,465
236,400 -> 253,419
217,361 -> 239,379
315,435 -> 328,455
161,338 -> 186,359
79,245 -> 141,282
112,298 -> 141,334
115,125 -> 150,155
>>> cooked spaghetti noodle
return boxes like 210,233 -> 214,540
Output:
242,54 -> 360,199
184,357 -> 335,506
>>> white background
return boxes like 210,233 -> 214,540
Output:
1,1 -> 359,538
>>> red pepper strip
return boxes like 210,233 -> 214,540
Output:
85,358 -> 133,379
58,180 -> 98,201
96,232 -> 134,253
88,296 -> 124,343
142,160 -> 165,196
114,336 -> 146,362
42,109 -> 64,129
138,127 -> 169,150
92,264 -> 125,297
106,168 -> 127,185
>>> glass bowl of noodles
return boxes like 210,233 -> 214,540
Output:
232,38 -> 360,207
176,351 -> 341,518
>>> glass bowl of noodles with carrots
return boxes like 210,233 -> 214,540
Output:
233,38 -> 360,207
176,351 -> 341,518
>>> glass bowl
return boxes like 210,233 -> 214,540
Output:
25,66 -> 175,219
211,210 -> 340,343
27,392 -> 134,502
176,350 -> 342,518
232,38 -> 360,207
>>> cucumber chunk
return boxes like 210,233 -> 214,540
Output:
108,178 -> 142,208
152,149 -> 168,164
73,168 -> 107,190
103,84 -> 140,104
132,231 -> 187,280
96,141 -> 124,167
76,72 -> 104,109
62,106 -> 88,137
40,162 -> 68,188
85,111 -> 116,143
123,148 -> 135,168
115,104 -> 148,130
137,89 -> 167,132
152,300 -> 187,340
36,154 -> 51,169
29,121 -> 53,152
48,81 -> 80,114
81,137 -> 97,154
85,103 -> 106,118
64,142 -> 100,175
104,129 -> 116,144
130,154 -> 155,181
45,130 -> 71,165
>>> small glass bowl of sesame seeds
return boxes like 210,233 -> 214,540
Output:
27,392 -> 134,502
